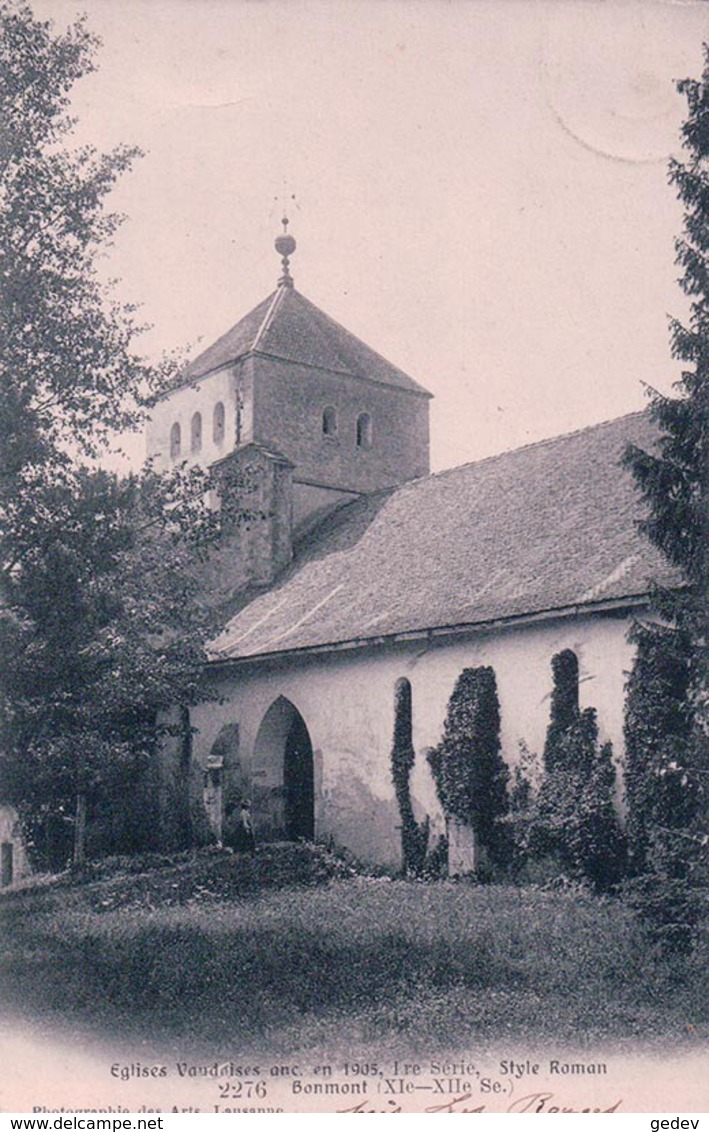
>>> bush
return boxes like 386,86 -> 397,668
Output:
427,666 -> 511,867
622,820 -> 707,956
532,710 -> 625,892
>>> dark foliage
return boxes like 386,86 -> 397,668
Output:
521,651 -> 625,891
427,666 -> 511,866
624,622 -> 694,876
543,649 -> 580,773
534,708 -> 625,891
621,47 -> 709,948
390,678 -> 429,876
0,4 -> 219,869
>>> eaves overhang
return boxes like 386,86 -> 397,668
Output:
205,590 -> 652,675
153,346 -> 433,402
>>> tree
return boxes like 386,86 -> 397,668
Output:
621,47 -> 709,945
518,652 -> 625,891
535,709 -> 624,891
0,3 -> 166,482
0,3 -> 218,868
427,666 -> 510,870
623,623 -> 692,876
1,463 -> 220,867
390,678 -> 429,876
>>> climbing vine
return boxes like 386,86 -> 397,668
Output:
391,678 -> 429,876
543,649 -> 580,772
526,651 -> 624,891
427,666 -> 511,866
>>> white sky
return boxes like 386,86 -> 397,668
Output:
35,0 -> 709,471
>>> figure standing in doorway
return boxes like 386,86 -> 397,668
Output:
240,800 -> 256,856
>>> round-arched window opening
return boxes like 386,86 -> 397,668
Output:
213,401 -> 225,444
322,406 -> 338,438
170,422 -> 181,459
191,411 -> 202,453
356,412 -> 373,450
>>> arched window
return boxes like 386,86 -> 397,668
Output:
213,401 -> 225,444
356,412 -> 372,450
170,422 -> 181,459
322,406 -> 338,438
191,411 -> 202,453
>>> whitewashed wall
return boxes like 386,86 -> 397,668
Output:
188,611 -> 636,866
145,363 -> 250,471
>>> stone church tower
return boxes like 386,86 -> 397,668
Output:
146,222 -> 432,586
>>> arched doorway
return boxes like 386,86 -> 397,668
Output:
201,722 -> 243,845
253,697 -> 315,841
284,711 -> 314,840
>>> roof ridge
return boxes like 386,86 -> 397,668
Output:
251,286 -> 286,352
402,408 -> 651,492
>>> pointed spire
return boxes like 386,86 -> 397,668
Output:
274,215 -> 296,288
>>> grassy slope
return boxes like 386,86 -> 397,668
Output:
1,851 -> 707,1059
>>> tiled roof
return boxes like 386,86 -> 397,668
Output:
209,411 -> 678,663
183,286 -> 431,396
184,295 -> 274,382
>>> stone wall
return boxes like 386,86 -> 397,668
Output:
146,351 -> 430,501
251,355 -> 430,494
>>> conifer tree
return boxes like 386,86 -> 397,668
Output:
622,47 -> 709,942
623,624 -> 692,876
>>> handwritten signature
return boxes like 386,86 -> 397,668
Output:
338,1091 -> 623,1114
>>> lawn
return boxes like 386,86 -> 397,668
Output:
1,851 -> 707,1060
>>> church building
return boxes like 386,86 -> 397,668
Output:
147,224 -> 675,869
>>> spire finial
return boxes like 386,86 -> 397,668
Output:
274,214 -> 296,288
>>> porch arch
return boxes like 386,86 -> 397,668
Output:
253,696 -> 314,841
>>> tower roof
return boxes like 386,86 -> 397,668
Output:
180,285 -> 432,397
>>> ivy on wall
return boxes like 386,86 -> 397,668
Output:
535,707 -> 624,891
390,678 -> 429,876
427,666 -> 511,866
543,649 -> 580,773
529,651 -> 624,891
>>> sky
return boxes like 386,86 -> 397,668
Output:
34,0 -> 709,472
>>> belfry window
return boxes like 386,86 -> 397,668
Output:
170,422 -> 181,459
213,401 -> 225,444
322,406 -> 338,438
191,411 -> 202,453
356,412 -> 373,450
